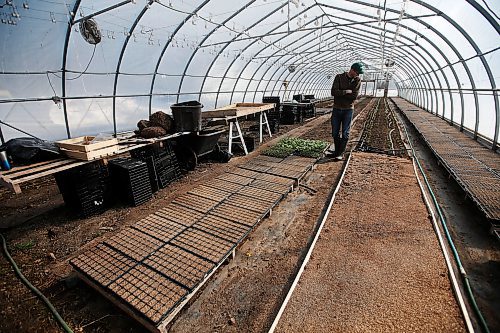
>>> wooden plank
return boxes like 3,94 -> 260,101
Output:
0,159 -> 66,175
11,160 -> 87,184
6,159 -> 79,179
202,103 -> 275,118
0,176 -> 20,194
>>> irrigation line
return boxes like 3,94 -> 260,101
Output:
409,147 -> 475,333
395,98 -> 490,333
0,233 -> 74,333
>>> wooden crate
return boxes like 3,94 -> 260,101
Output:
56,136 -> 119,161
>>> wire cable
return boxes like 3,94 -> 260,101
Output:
46,73 -> 58,96
0,233 -> 74,333
480,0 -> 500,20
66,44 -> 97,81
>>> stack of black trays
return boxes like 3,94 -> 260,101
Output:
293,94 -> 304,103
109,158 -> 152,207
300,103 -> 316,119
262,96 -> 281,133
55,162 -> 110,218
281,104 -> 302,124
130,142 -> 181,191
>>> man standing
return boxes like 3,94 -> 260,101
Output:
329,62 -> 364,160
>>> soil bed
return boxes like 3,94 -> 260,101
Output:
275,152 -> 466,333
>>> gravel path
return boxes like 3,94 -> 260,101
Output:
275,152 -> 466,333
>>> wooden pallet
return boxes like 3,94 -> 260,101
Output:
0,138 -> 172,194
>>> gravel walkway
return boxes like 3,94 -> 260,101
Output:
275,152 -> 466,333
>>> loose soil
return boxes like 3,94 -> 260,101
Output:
275,152 -> 466,333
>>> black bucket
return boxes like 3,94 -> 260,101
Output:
170,100 -> 203,132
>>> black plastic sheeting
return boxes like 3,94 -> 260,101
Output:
0,137 -> 61,165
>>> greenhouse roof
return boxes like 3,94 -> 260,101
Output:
0,0 -> 498,146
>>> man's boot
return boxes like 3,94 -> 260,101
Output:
335,138 -> 348,160
333,136 -> 341,157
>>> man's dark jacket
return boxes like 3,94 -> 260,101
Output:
331,72 -> 361,109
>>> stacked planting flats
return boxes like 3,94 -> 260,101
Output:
55,162 -> 110,218
281,104 -> 302,124
70,152 -> 317,332
109,158 -> 153,207
131,143 -> 181,191
262,96 -> 281,133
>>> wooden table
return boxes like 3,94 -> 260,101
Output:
202,103 -> 274,155
0,132 -> 187,194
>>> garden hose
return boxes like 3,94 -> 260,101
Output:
397,102 -> 490,333
0,233 -> 74,333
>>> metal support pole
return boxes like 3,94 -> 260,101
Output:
0,124 -> 4,145
72,1 -> 132,25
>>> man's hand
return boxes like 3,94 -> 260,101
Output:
344,89 -> 353,94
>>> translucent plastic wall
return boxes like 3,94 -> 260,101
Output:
0,0 -> 498,148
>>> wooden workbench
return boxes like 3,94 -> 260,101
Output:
202,103 -> 274,155
0,132 -> 187,194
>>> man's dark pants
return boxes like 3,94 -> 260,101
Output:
330,108 -> 353,157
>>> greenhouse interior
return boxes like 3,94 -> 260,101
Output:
0,0 -> 498,332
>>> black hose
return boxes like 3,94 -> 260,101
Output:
0,233 -> 74,333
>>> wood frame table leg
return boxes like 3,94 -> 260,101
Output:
228,121 -> 234,154
234,120 -> 248,155
263,112 -> 272,139
259,111 -> 273,144
259,112 -> 263,143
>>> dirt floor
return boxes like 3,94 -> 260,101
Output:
169,116 -> 347,333
1,97 -> 498,333
275,152 -> 466,333
0,108 -> 348,333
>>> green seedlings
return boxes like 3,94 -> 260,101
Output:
263,137 -> 329,158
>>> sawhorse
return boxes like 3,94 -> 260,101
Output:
227,111 -> 272,155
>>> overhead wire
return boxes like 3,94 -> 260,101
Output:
480,0 -> 500,20
46,72 -> 58,96
65,44 -> 97,80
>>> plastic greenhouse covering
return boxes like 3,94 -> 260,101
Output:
0,0 -> 498,148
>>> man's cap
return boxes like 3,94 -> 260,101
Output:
351,62 -> 364,74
